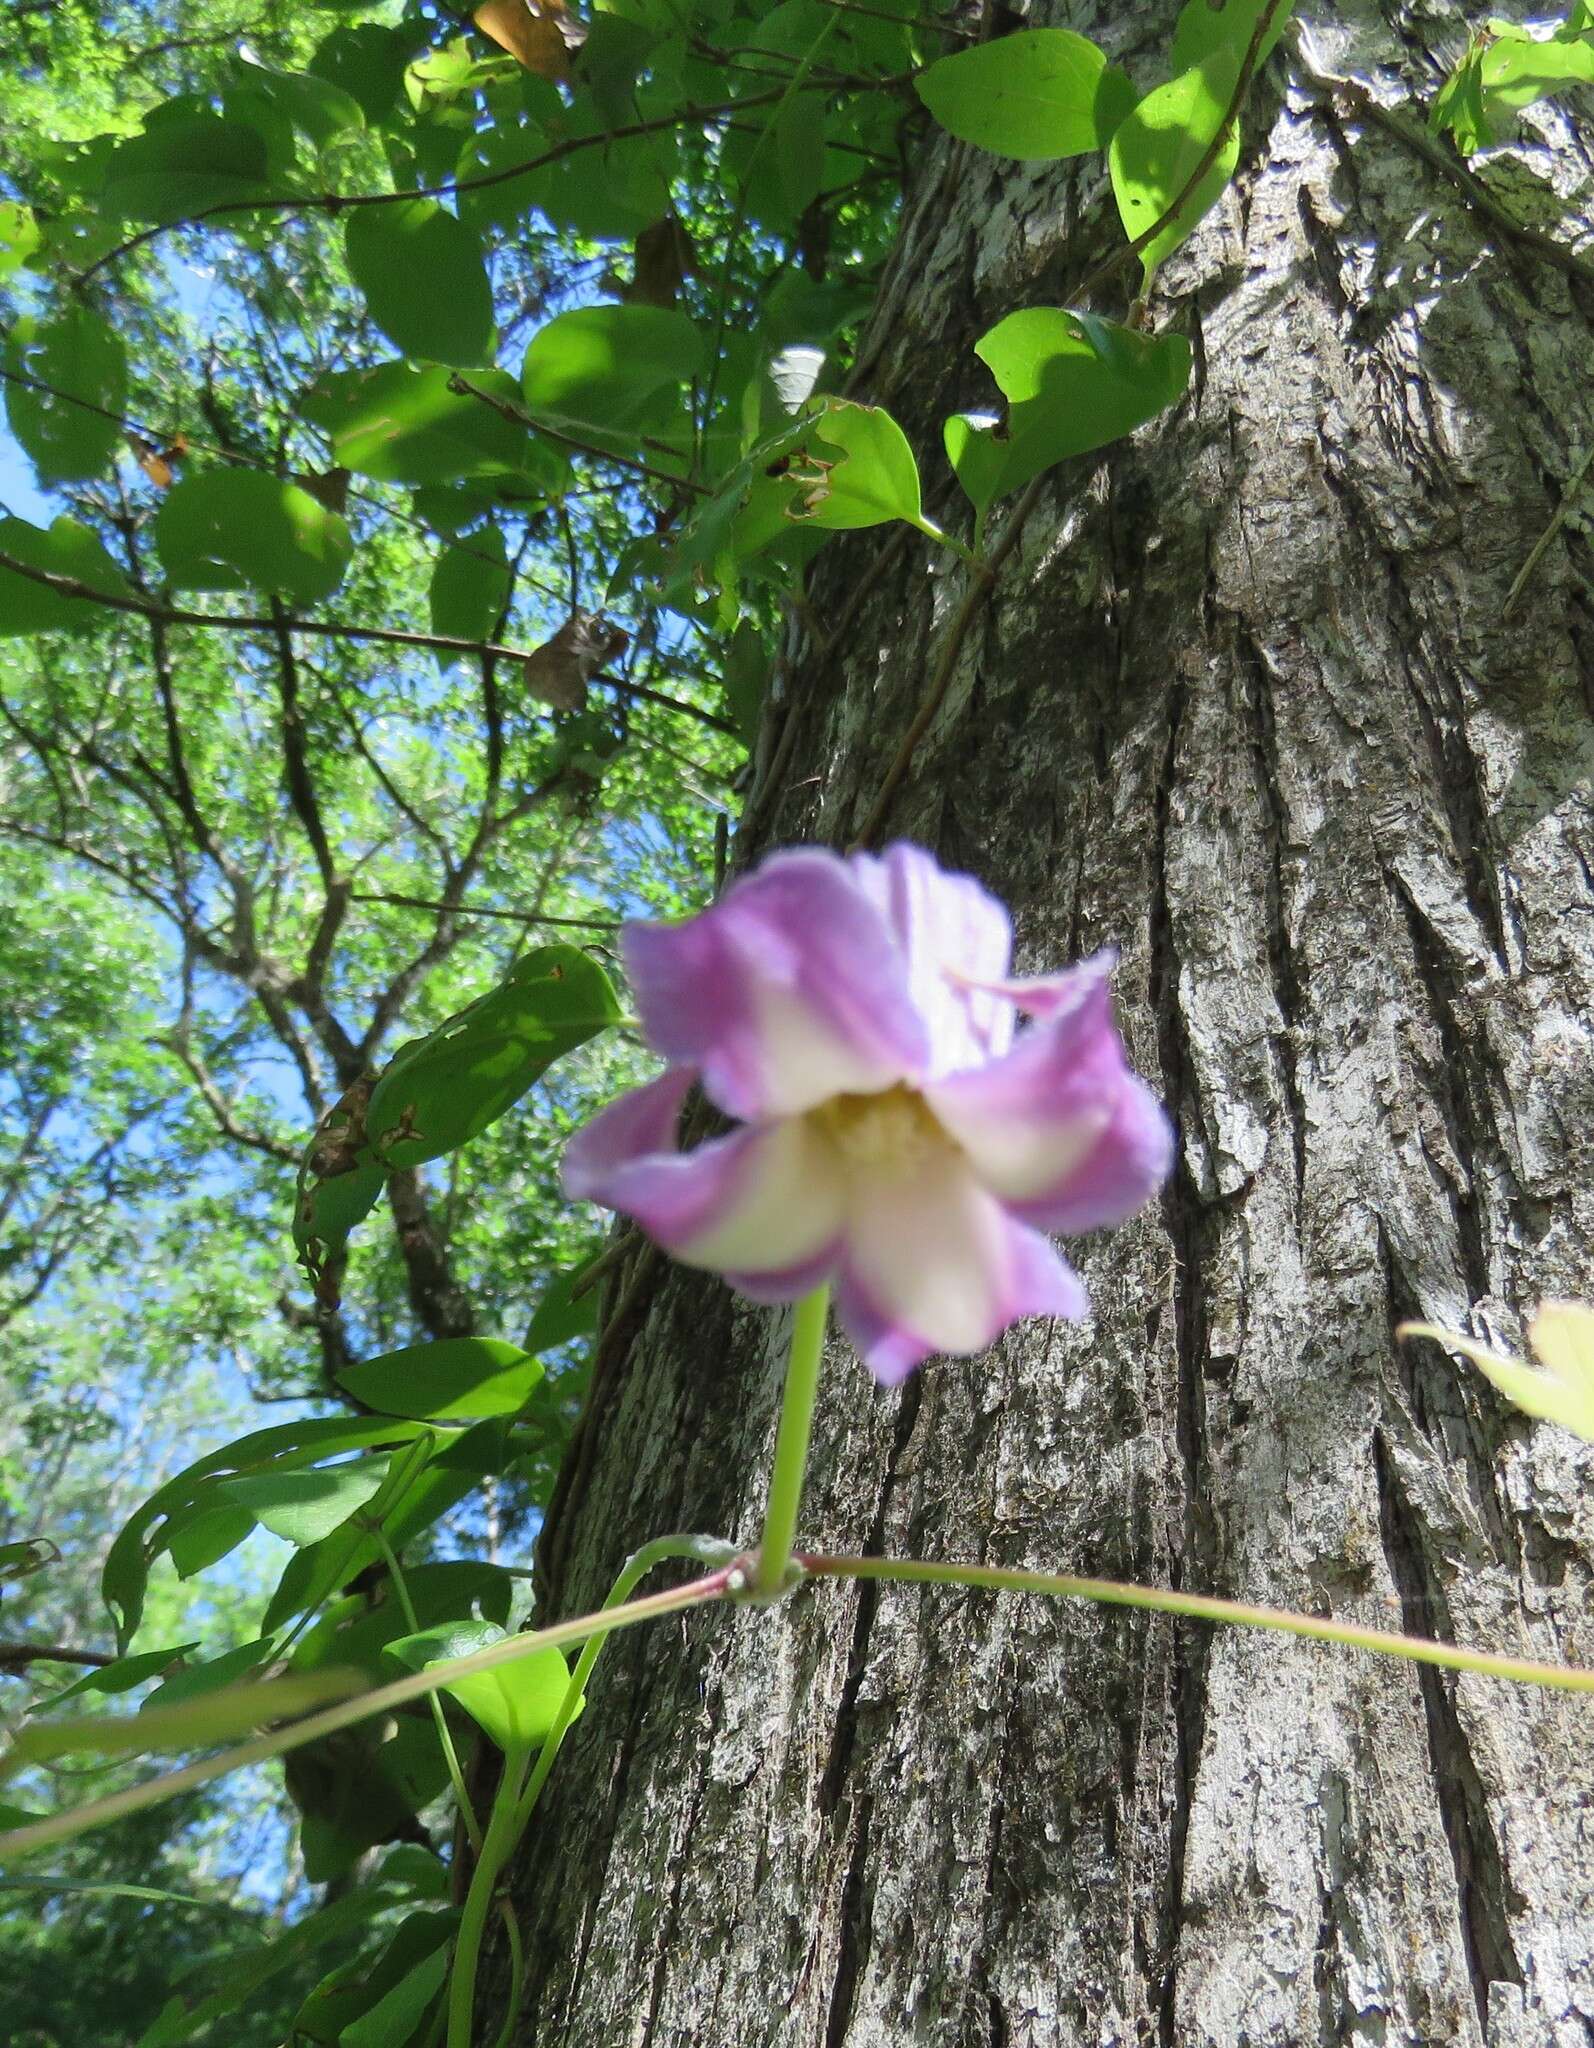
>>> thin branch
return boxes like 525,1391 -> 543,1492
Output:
0,1643 -> 114,1675
156,1027 -> 299,1165
0,549 -> 736,734
448,376 -> 711,498
350,890 -> 618,931
75,87 -> 808,289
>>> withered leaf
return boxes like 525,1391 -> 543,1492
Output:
130,434 -> 176,489
625,215 -> 697,309
523,610 -> 628,712
473,0 -> 586,81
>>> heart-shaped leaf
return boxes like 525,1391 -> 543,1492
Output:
915,27 -> 1135,160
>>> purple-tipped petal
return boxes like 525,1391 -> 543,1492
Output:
849,842 -> 1015,1073
623,850 -> 927,1121
926,965 -> 1173,1231
952,948 -> 1120,1022
565,1080 -> 846,1281
836,1199 -> 1087,1385
561,1066 -> 695,1204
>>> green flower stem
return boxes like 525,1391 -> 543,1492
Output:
445,1537 -> 733,2048
798,1553 -> 1594,1692
0,1566 -> 740,1861
447,1741 -> 530,2048
756,1285 -> 831,1601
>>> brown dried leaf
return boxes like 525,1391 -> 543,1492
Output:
625,214 -> 698,309
473,0 -> 586,80
524,611 -> 628,711
129,435 -> 175,489
296,467 -> 352,515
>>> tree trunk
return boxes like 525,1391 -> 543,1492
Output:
500,5 -> 1594,2041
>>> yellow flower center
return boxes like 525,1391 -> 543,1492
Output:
808,1084 -> 955,1175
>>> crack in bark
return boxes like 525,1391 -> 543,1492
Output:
1147,656 -> 1215,2048
1240,627 -> 1309,1225
1372,1432 -> 1523,2036
823,1791 -> 875,2048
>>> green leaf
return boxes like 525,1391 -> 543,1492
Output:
293,1159 -> 385,1272
1170,0 -> 1296,71
292,1561 -> 513,1681
1431,43 -> 1492,154
0,515 -> 135,636
915,28 -> 1135,159
302,361 -> 566,491
296,1910 -> 456,2047
345,201 -> 496,367
785,399 -> 923,531
98,111 -> 276,223
218,1460 -> 389,1546
308,23 -> 420,123
142,1637 -> 278,1712
722,619 -> 769,744
364,944 -> 621,1168
521,304 -> 707,442
944,308 -> 1192,521
1109,55 -> 1241,284
168,1504 -> 256,1579
337,1336 -> 545,1421
155,470 -> 353,603
343,1932 -> 451,2048
429,526 -> 511,657
518,108 -> 676,241
233,61 -> 367,147
0,1537 -> 57,1583
42,1642 -> 201,1708
383,1621 -> 582,1753
524,1253 -> 604,1355
4,306 -> 127,481
103,1416 -> 434,1646
1480,26 -> 1594,127
0,202 -> 40,278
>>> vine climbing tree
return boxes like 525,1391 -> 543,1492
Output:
3,1 -> 1594,2044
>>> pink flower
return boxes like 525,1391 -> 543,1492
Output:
563,844 -> 1174,1384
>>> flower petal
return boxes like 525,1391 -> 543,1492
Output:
564,1074 -> 846,1280
835,1163 -> 1087,1384
849,841 -> 1015,1074
926,966 -> 1174,1232
623,850 -> 927,1120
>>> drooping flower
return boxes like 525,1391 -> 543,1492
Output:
563,842 -> 1174,1384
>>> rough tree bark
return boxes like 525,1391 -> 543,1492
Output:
497,4 -> 1594,2041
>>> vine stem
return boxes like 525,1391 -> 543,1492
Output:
0,1567 -> 739,1861
756,1285 -> 832,1600
448,1743 -> 531,2048
797,1553 -> 1594,1692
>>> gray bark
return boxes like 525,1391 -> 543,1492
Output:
497,4 -> 1594,2042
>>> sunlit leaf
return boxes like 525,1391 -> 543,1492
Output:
155,470 -> 354,603
218,1460 -> 389,1547
784,399 -> 923,531
364,944 -> 621,1169
302,361 -> 566,492
429,525 -> 511,658
521,304 -> 707,442
1401,1303 -> 1594,1442
945,308 -> 1191,521
1109,55 -> 1241,285
3,306 -> 126,481
337,1336 -> 545,1422
384,1620 -> 582,1753
0,201 -> 40,277
98,110 -> 276,223
1170,0 -> 1296,70
345,201 -> 496,368
915,28 -> 1135,159
0,515 -> 135,636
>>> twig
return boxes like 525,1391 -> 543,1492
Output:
0,1643 -> 114,1675
850,473 -> 1046,849
0,550 -> 733,733
449,376 -> 711,499
1505,442 -> 1594,616
76,87 -> 808,289
1296,45 -> 1594,295
350,890 -> 617,931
